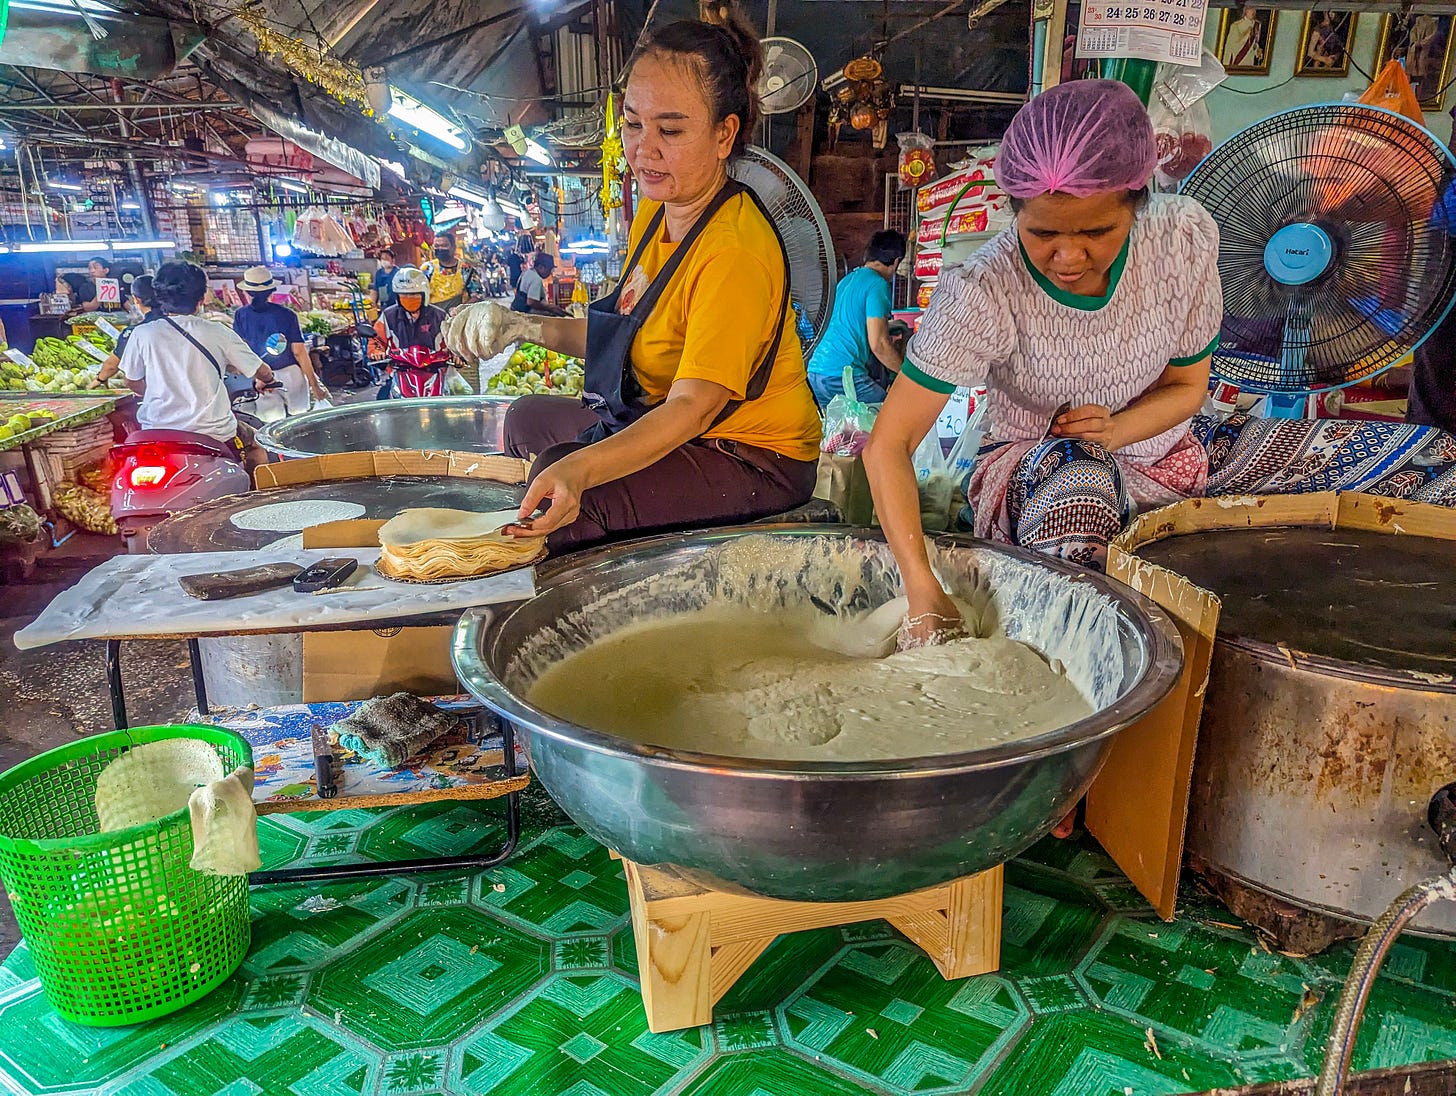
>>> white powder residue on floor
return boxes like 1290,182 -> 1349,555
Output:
528,605 -> 1091,762
229,501 -> 367,531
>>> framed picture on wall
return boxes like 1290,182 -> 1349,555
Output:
1376,14 -> 1455,111
1217,7 -> 1278,76
1296,11 -> 1358,77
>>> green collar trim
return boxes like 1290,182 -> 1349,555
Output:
1019,236 -> 1130,312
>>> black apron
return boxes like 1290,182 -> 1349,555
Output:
580,180 -> 791,438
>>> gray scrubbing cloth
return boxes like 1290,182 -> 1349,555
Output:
332,693 -> 463,769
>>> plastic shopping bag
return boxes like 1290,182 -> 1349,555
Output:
913,427 -> 954,532
1150,98 -> 1214,193
946,395 -> 989,532
820,366 -> 878,456
1359,60 -> 1424,126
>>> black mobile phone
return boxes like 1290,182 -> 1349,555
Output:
179,563 -> 304,601
292,557 -> 360,593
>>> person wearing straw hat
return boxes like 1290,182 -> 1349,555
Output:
232,266 -> 329,413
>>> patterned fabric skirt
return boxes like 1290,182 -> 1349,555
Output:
962,414 -> 1456,569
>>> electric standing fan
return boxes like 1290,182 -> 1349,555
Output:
1180,103 -> 1456,416
730,145 -> 838,357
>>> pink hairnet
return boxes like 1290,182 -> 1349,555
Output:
996,80 -> 1157,200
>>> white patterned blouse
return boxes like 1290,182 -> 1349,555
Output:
903,193 -> 1224,466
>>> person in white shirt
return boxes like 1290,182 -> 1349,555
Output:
120,260 -> 275,467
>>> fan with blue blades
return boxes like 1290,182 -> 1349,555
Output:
1181,103 -> 1456,417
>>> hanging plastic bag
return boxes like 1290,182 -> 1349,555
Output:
945,394 -> 989,532
1153,51 -> 1227,116
820,366 -> 878,456
912,427 -> 953,532
1359,60 -> 1425,126
1150,98 -> 1214,193
898,131 -> 937,190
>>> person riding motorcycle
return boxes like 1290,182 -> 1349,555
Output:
373,266 -> 450,399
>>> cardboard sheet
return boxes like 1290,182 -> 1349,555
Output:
14,545 -> 536,648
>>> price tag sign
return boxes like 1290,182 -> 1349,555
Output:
96,278 -> 120,304
95,317 -> 122,341
1075,0 -> 1208,65
75,340 -> 110,363
4,348 -> 36,370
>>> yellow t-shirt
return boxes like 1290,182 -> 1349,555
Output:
619,193 -> 822,462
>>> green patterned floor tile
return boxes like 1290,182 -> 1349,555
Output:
1078,917 -> 1315,1059
310,906 -> 550,1051
1000,870 -> 1110,979
243,876 -> 413,976
360,801 -> 510,863
779,940 -> 1029,1094
1014,832 -> 1124,884
679,1048 -> 880,1095
1305,934 -> 1456,998
714,928 -> 847,1014
474,829 -> 629,937
131,1012 -> 382,1095
452,971 -> 710,1094
0,980 -> 240,1094
976,1009 -> 1242,1095
257,817 -> 309,871
1299,973 -> 1456,1075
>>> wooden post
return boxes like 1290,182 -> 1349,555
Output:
1041,0 -> 1070,92
794,99 -> 816,184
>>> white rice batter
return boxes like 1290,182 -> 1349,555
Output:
528,606 -> 1092,761
230,500 -> 366,531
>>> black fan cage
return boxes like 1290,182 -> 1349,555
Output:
1181,104 -> 1456,394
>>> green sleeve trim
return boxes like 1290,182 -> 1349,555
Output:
1168,333 -> 1220,367
902,358 -> 958,395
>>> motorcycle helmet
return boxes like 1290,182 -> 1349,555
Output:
391,266 -> 431,303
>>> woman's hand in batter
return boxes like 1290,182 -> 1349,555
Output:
1050,404 -> 1121,450
507,459 -> 588,539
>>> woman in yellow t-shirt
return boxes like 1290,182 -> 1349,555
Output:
444,1 -> 821,555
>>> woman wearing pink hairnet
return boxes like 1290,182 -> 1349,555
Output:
864,80 -> 1456,647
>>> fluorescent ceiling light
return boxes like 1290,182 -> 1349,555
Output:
388,88 -> 468,152
47,181 -> 84,192
13,240 -> 175,253
276,179 -> 309,194
120,201 -> 141,210
376,158 -> 408,178
15,241 -> 94,253
447,184 -> 490,206
563,240 -> 609,254
523,139 -> 552,166
498,198 -> 527,218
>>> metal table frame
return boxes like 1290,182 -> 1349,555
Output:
102,619 -> 522,888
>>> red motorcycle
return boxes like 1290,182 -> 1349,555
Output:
380,345 -> 453,399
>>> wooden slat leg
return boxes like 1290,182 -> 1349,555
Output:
888,865 -> 1003,980
632,909 -> 714,1033
709,937 -> 774,1007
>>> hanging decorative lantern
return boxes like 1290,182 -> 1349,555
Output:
827,55 -> 896,150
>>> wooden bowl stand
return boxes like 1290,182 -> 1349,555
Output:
615,854 -> 1004,1033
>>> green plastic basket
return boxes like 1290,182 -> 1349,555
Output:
0,724 -> 253,1026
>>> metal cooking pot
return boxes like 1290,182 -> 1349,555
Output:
454,526 -> 1184,902
255,396 -> 517,459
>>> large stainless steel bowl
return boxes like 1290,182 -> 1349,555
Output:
256,396 -> 516,459
454,526 -> 1184,901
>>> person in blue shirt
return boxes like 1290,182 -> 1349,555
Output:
807,229 -> 908,406
232,266 -> 329,413
371,250 -> 398,311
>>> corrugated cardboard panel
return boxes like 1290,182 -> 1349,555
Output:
255,451 -> 529,489
299,518 -> 456,702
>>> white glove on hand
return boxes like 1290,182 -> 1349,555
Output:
442,302 -> 544,361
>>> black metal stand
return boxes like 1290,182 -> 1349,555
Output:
249,719 -> 522,887
106,637 -> 211,730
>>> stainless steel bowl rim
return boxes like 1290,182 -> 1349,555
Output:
454,524 -> 1185,779
255,395 -> 517,460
